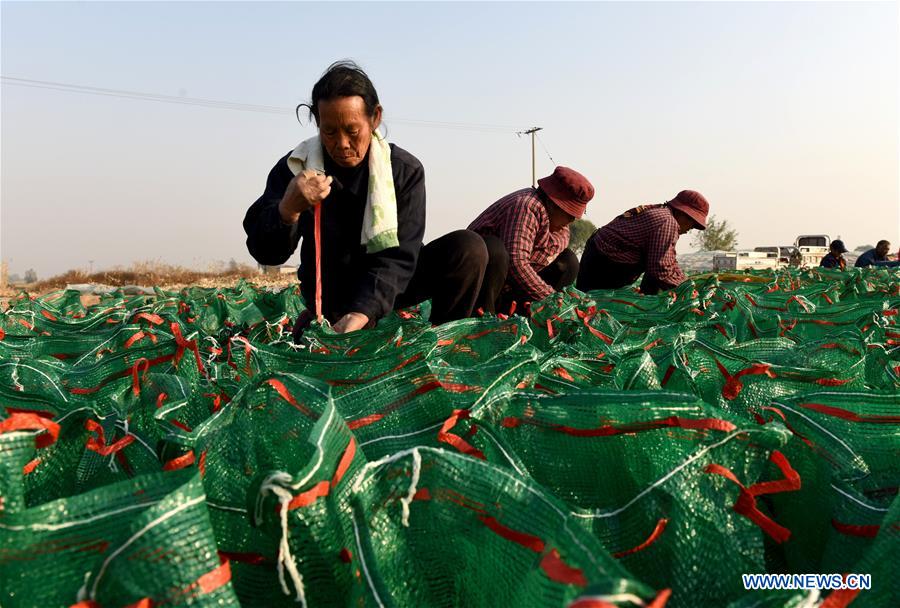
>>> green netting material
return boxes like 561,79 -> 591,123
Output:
1,268 -> 898,607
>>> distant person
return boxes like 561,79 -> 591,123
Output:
468,167 -> 594,313
820,240 -> 848,270
244,61 -> 488,338
854,240 -> 900,268
576,190 -> 709,295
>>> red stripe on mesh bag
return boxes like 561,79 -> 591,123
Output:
171,556 -> 231,599
567,600 -> 618,608
0,412 -> 60,448
478,515 -> 545,552
265,379 -> 315,417
799,402 -> 900,424
331,436 -> 356,486
539,549 -> 587,586
704,450 -> 800,543
647,589 -> 673,608
821,588 -> 861,608
41,309 -> 58,321
23,457 -> 42,474
131,312 -> 164,325
163,451 -> 196,471
218,551 -> 268,565
285,481 -> 330,511
500,415 -> 735,437
196,557 -> 231,594
831,519 -> 880,538
612,518 -> 669,558
287,435 -> 355,510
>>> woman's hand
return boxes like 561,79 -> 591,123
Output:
279,169 -> 332,224
332,312 -> 370,334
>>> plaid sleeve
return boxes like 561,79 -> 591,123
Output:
643,218 -> 686,290
500,203 -> 554,301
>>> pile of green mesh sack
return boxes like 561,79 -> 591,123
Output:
1,267 -> 898,607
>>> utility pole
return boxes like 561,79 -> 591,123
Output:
522,127 -> 543,187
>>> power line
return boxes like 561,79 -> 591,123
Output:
1,76 -> 520,133
535,132 -> 556,165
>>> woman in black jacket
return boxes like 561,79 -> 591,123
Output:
244,61 -> 488,336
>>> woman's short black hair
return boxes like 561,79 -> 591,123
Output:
296,60 -> 380,126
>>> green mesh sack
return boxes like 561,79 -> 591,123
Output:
0,469 -> 239,607
0,413 -> 59,513
344,446 -> 667,608
428,314 -> 533,365
247,391 -> 368,607
828,490 -> 899,608
475,388 -> 798,607
300,313 -> 432,358
658,336 -> 865,420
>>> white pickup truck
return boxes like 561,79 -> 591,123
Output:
712,235 -> 831,271
793,235 -> 831,267
713,250 -> 785,272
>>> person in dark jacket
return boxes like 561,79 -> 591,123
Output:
244,61 -> 488,336
576,190 -> 709,294
468,167 -> 594,314
854,240 -> 900,268
820,240 -> 848,270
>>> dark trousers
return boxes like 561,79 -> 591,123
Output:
478,234 -> 579,314
294,230 -> 488,339
395,229 -> 489,325
576,238 -> 643,292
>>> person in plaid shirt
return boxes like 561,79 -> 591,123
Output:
576,190 -> 709,295
469,166 -> 595,313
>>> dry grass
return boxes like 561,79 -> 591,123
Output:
1,260 -> 298,297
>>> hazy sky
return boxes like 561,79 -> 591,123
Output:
2,1 -> 898,278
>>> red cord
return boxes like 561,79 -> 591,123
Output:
313,204 -> 323,321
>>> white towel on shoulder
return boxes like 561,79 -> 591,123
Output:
286,132 -> 399,253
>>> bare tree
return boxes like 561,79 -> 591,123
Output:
567,219 -> 597,256
690,215 -> 738,251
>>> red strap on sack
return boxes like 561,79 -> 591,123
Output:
704,450 -> 800,543
170,323 -> 205,374
85,419 -> 134,456
0,412 -> 60,448
314,204 -> 323,322
284,435 -> 356,511
438,410 -> 486,460
714,360 -> 776,400
132,358 -> 150,396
